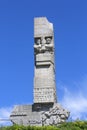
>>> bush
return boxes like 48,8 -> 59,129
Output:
0,121 -> 87,130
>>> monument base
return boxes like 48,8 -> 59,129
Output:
10,103 -> 69,126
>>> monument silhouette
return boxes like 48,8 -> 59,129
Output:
10,17 -> 69,126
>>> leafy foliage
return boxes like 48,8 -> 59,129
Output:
0,121 -> 87,130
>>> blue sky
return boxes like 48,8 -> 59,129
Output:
0,0 -> 87,125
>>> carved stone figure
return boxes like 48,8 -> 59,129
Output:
10,17 -> 70,126
34,36 -> 53,54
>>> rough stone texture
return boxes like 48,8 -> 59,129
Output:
41,104 -> 69,126
34,17 -> 56,103
10,103 -> 69,126
10,105 -> 42,126
10,17 -> 70,126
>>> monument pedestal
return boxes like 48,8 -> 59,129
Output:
10,103 -> 69,126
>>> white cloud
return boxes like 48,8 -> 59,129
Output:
0,107 -> 12,126
58,75 -> 87,120
61,89 -> 87,120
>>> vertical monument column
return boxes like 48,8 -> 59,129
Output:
34,17 -> 57,103
10,17 -> 69,126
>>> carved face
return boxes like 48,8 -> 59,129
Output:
45,37 -> 52,44
35,37 -> 52,45
34,36 -> 53,53
35,38 -> 41,45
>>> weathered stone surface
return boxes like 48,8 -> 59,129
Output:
10,17 -> 70,126
41,104 -> 69,126
34,17 -> 57,104
10,103 -> 69,126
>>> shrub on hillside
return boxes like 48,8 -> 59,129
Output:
0,121 -> 87,130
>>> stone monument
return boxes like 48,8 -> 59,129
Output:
10,17 -> 69,126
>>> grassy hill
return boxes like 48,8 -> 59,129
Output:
0,121 -> 87,130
